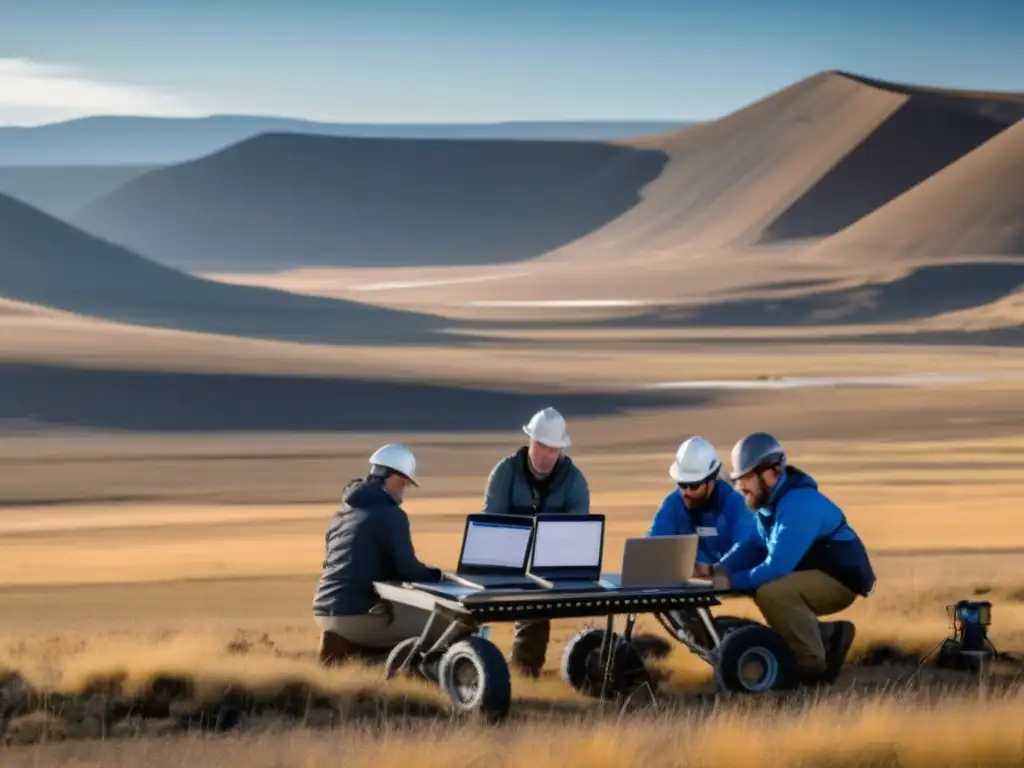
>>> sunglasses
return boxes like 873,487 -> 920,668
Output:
678,478 -> 711,491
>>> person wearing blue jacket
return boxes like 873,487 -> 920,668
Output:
714,432 -> 876,683
647,436 -> 756,576
647,436 -> 756,647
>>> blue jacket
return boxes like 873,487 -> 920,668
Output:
718,467 -> 875,595
647,479 -> 757,565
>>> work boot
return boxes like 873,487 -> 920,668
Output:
318,630 -> 364,667
819,620 -> 856,683
508,619 -> 550,678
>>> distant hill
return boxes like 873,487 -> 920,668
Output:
0,165 -> 156,219
71,133 -> 669,271
0,114 -> 692,166
528,70 -> 1024,265
70,71 -> 1024,279
0,191 -> 453,345
809,118 -> 1024,263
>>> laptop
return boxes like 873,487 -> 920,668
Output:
441,513 -> 539,589
526,513 -> 609,591
619,534 -> 699,588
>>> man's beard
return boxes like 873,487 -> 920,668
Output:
682,493 -> 708,510
742,481 -> 771,510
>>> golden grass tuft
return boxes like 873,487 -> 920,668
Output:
6,690 -> 1024,767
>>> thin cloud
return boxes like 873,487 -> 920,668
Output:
0,57 -> 203,125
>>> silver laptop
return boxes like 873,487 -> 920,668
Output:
619,534 -> 699,588
442,513 -> 538,589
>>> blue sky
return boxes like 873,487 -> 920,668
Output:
1,0 -> 1022,125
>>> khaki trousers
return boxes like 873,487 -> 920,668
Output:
315,602 -> 451,649
753,569 -> 857,674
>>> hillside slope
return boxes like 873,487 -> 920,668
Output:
0,165 -> 156,218
537,71 -> 1024,265
62,71 -> 1024,306
71,135 -> 668,271
0,193 -> 452,345
809,119 -> 1024,263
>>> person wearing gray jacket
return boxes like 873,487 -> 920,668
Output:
482,407 -> 591,676
312,443 -> 449,666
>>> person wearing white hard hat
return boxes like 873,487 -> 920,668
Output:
482,407 -> 589,518
312,443 -> 452,666
648,436 -> 756,577
647,436 -> 757,647
481,406 -> 591,676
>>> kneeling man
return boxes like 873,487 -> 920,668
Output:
714,432 -> 876,684
312,443 -> 447,666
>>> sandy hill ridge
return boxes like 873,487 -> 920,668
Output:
809,118 -> 1024,264
70,135 -> 668,272
0,192 -> 454,345
68,69 -> 1024,284
537,71 -> 1024,265
25,69 -> 1024,338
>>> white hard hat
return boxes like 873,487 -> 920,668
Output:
522,407 -> 571,449
369,443 -> 418,486
669,436 -> 722,484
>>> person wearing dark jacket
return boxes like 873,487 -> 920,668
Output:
312,443 -> 446,666
714,432 -> 876,684
482,407 -> 590,677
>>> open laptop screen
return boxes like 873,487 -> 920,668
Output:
460,518 -> 533,570
532,517 -> 604,571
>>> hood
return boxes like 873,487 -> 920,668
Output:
342,478 -> 397,510
761,465 -> 818,514
778,465 -> 818,493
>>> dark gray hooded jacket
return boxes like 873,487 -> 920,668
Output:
312,478 -> 441,616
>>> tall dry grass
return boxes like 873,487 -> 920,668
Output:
3,689 -> 1024,767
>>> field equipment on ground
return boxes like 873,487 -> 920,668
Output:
935,599 -> 995,671
375,513 -> 802,722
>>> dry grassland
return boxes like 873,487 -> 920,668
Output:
0,341 -> 1022,766
3,420 -> 1024,765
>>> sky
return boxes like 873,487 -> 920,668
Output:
0,0 -> 1022,126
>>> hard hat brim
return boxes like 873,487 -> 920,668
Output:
670,462 -> 720,484
522,425 -> 571,448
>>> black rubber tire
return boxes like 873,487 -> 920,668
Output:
437,636 -> 512,722
560,627 -> 654,699
383,637 -> 425,681
561,627 -> 607,693
713,624 -> 800,693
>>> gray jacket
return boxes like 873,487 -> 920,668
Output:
312,478 -> 441,617
483,447 -> 590,516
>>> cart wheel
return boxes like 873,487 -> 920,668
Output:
384,637 -> 426,681
436,636 -> 511,722
561,627 -> 653,698
713,624 -> 799,693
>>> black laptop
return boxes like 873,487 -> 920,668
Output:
441,513 -> 540,589
525,513 -> 609,591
